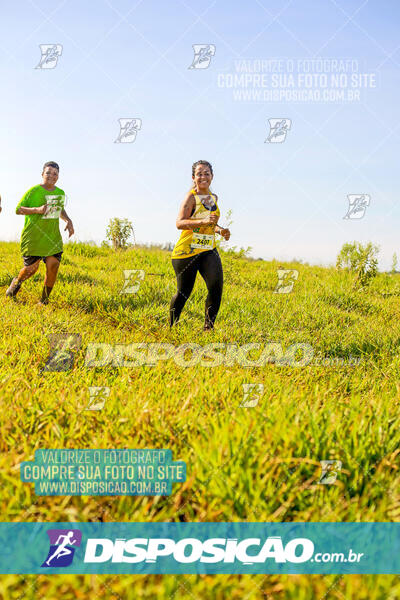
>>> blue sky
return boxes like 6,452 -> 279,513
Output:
0,0 -> 399,267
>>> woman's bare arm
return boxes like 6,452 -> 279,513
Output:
176,192 -> 198,230
176,192 -> 219,230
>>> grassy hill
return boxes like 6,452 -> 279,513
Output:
0,240 -> 399,599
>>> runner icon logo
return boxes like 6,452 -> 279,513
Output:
86,387 -> 110,410
41,529 -> 82,568
240,383 -> 264,407
188,45 -> 216,69
318,460 -> 342,485
120,270 -> 145,294
114,119 -> 142,143
343,194 -> 370,219
35,44 -> 63,69
42,334 -> 82,372
265,119 -> 292,143
274,269 -> 299,294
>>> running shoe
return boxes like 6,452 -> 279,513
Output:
6,277 -> 21,298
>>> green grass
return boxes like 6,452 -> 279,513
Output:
0,241 -> 399,599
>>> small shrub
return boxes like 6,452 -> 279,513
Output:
336,241 -> 379,286
106,218 -> 135,250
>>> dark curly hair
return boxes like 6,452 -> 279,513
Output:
192,160 -> 213,178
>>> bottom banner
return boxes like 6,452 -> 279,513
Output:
0,522 -> 398,574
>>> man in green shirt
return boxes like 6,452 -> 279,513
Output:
6,161 -> 74,304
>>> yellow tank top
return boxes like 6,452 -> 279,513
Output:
171,189 -> 220,259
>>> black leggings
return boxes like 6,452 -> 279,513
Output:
170,250 -> 223,327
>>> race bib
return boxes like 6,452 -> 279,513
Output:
191,232 -> 214,250
42,195 -> 65,220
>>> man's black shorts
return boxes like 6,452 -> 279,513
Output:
22,252 -> 63,267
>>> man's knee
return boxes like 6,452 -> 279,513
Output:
46,259 -> 60,272
28,262 -> 40,275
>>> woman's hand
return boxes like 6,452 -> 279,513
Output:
219,228 -> 230,241
201,213 -> 219,227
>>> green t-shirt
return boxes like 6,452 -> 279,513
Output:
16,185 -> 65,256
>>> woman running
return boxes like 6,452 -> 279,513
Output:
6,161 -> 74,305
170,160 -> 230,330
